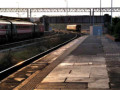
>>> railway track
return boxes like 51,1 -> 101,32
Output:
0,31 -> 55,50
0,34 -> 78,81
0,33 -> 60,52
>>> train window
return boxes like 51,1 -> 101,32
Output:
0,25 -> 7,29
16,25 -> 32,29
0,25 -> 4,29
16,26 -> 19,29
5,26 -> 8,29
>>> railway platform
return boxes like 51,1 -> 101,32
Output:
12,35 -> 120,90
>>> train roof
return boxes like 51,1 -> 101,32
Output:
0,20 -> 11,24
67,24 -> 81,26
11,20 -> 33,25
67,25 -> 77,26
0,19 -> 33,25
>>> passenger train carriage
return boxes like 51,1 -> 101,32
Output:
13,21 -> 34,39
0,20 -> 11,42
0,19 -> 44,43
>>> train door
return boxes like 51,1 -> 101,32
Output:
32,23 -> 36,38
12,24 -> 17,40
6,24 -> 11,41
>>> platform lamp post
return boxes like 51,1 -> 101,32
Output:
100,0 -> 101,16
16,2 -> 19,17
111,0 -> 113,25
100,0 -> 102,24
64,0 -> 68,15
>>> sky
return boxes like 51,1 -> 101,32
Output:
0,0 -> 120,17
0,0 -> 120,8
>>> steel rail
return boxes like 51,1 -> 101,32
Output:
0,33 -> 57,52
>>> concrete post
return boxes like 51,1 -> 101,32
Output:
27,9 -> 29,18
30,9 -> 32,18
100,0 -> 102,23
111,0 -> 113,25
43,16 -> 49,31
90,9 -> 91,24
93,8 -> 94,26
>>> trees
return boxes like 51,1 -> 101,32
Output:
106,17 -> 120,39
114,21 -> 120,39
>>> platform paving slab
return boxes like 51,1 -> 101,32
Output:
36,82 -> 87,89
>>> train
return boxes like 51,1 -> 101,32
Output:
0,19 -> 44,43
66,24 -> 81,32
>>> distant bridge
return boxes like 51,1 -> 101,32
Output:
40,14 -> 111,31
40,15 -> 110,24
40,14 -> 111,24
0,7 -> 120,17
